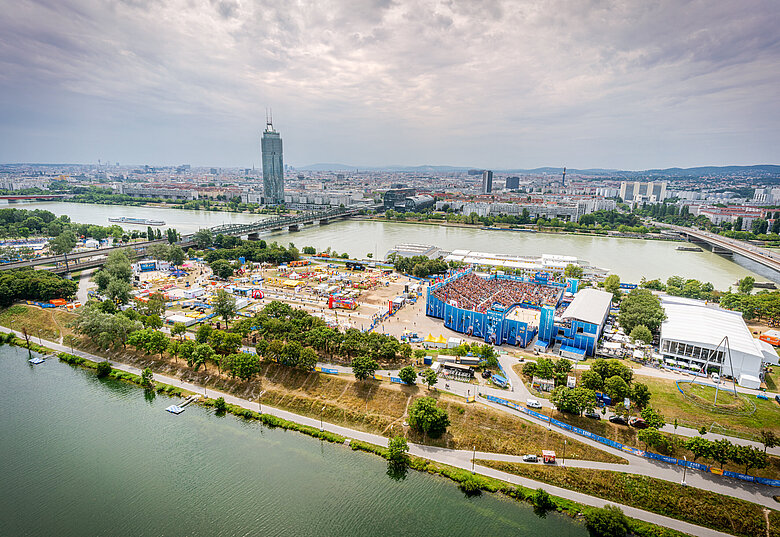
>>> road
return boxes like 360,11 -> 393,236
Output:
4,325 -> 777,537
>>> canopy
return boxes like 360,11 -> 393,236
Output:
424,334 -> 436,343
436,335 -> 448,344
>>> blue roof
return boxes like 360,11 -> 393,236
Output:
492,374 -> 508,383
560,345 -> 586,355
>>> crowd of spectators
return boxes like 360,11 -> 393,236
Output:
433,273 -> 561,312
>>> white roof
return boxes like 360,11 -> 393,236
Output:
562,288 -> 613,325
660,296 -> 763,358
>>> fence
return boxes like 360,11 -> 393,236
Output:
481,393 -> 780,487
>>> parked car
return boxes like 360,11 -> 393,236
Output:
629,417 -> 647,429
522,454 -> 538,463
776,394 -> 780,404
711,373 -> 720,383
526,399 -> 542,409
584,411 -> 601,420
608,415 -> 627,425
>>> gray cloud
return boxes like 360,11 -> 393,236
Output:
0,0 -> 778,168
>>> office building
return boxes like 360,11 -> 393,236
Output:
505,176 -> 520,190
482,170 -> 493,194
619,181 -> 667,202
261,119 -> 284,205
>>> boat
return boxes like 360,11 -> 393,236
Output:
108,217 -> 166,226
675,246 -> 702,252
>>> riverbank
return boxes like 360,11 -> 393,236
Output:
0,328 -> 769,537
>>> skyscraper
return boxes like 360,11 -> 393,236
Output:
261,117 -> 284,205
481,170 -> 493,194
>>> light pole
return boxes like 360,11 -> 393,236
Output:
258,389 -> 266,415
320,405 -> 326,432
681,456 -> 688,486
472,445 -> 476,474
562,440 -> 567,467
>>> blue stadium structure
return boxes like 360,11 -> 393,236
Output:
426,269 -> 572,346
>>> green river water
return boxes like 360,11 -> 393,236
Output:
0,345 -> 586,537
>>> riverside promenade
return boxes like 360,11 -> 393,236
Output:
1,326 -> 769,537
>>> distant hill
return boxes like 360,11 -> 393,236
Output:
296,163 -> 780,177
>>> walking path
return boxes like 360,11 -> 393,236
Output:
4,327 -> 777,537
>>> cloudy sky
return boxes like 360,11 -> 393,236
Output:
1,0 -> 778,169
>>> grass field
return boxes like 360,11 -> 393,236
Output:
477,460 -> 775,537
0,305 -> 75,342
643,377 -> 780,438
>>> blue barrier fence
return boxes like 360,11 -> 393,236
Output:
481,393 -> 780,487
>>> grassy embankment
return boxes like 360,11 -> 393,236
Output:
512,361 -> 780,479
476,460 -> 779,537
0,304 -> 74,342
0,304 -> 621,463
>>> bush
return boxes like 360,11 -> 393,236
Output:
531,488 -> 555,511
95,360 -> 112,378
584,505 -> 630,537
458,476 -> 482,496
213,396 -> 227,413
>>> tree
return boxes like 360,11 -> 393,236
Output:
140,367 -> 154,389
147,243 -> 170,261
731,445 -> 768,476
564,263 -> 584,279
709,438 -> 735,469
193,229 -> 213,249
210,259 -> 235,279
618,289 -> 666,333
387,436 -> 409,464
191,343 -> 215,372
603,274 -> 621,300
299,347 -> 318,370
604,375 -> 630,402
212,289 -> 237,329
167,245 -> 185,266
222,352 -> 261,380
213,396 -> 227,413
684,437 -> 712,462
422,368 -> 438,389
106,278 -> 132,305
630,382 -> 651,409
398,365 -> 417,385
103,250 -> 132,283
302,246 -> 316,255
146,330 -> 169,359
629,324 -> 652,345
171,322 -> 187,340
408,397 -> 450,437
759,430 -> 779,453
591,359 -> 633,385
637,428 -> 663,450
195,323 -> 212,344
734,216 -> 743,231
49,230 -> 77,272
551,386 -> 597,416
352,355 -> 379,381
738,276 -> 755,295
584,505 -> 630,537
640,407 -> 665,429
580,369 -> 604,391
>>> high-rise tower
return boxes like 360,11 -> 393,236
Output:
261,115 -> 284,205
481,170 -> 493,194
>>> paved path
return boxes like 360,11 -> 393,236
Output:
4,327 -> 776,537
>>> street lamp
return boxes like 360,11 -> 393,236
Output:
320,405 -> 326,431
472,445 -> 476,474
681,456 -> 688,486
562,440 -> 567,467
258,389 -> 266,415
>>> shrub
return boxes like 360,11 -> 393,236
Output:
531,488 -> 555,511
95,360 -> 112,378
213,397 -> 227,413
584,505 -> 630,537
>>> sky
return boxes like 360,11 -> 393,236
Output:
1,0 -> 779,170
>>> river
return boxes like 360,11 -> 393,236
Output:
0,345 -> 585,537
10,201 -> 777,288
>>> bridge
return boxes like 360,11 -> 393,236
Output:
0,194 -> 70,201
0,239 -> 167,274
1,205 -> 375,273
668,224 -> 780,274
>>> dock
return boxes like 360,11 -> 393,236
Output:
165,394 -> 200,414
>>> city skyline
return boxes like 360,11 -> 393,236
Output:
1,1 -> 778,169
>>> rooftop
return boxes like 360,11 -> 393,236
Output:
561,288 -> 613,325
